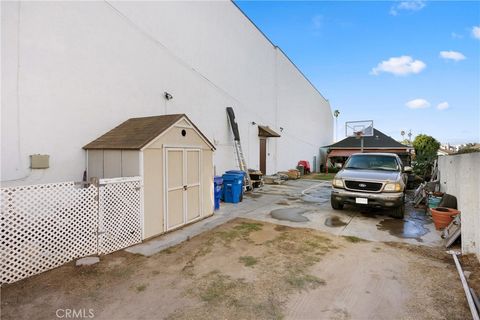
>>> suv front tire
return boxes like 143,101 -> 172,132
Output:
390,202 -> 405,219
331,196 -> 344,210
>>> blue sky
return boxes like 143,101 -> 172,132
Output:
236,1 -> 480,145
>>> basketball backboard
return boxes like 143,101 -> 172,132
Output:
345,120 -> 374,138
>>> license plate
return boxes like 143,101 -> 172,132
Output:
356,198 -> 368,204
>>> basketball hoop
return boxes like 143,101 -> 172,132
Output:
345,120 -> 374,138
346,120 -> 373,153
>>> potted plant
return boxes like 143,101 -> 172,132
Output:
430,207 -> 460,230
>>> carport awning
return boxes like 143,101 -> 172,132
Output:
327,149 -> 411,158
327,150 -> 355,158
258,125 -> 281,138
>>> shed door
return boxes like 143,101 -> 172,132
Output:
166,149 -> 185,230
166,148 -> 202,231
186,150 -> 201,222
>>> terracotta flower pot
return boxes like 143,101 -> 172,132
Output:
430,207 -> 460,230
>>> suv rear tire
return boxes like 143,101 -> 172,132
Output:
331,196 -> 344,210
390,203 -> 405,219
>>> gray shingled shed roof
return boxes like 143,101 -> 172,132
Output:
83,114 -> 215,150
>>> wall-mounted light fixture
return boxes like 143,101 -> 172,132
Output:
164,92 -> 173,100
280,127 -> 284,132
251,121 -> 256,125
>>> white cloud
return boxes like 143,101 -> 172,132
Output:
405,99 -> 430,109
371,56 -> 426,76
472,26 -> 480,39
312,15 -> 323,30
398,1 -> 426,10
440,50 -> 466,61
437,102 -> 449,110
451,32 -> 463,39
390,1 -> 426,16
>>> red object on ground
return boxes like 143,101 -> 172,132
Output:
430,207 -> 460,230
297,160 -> 311,174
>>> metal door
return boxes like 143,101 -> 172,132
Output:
259,138 -> 267,175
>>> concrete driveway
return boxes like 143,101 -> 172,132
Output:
127,179 -> 442,257
237,179 -> 442,246
5,180 -> 475,320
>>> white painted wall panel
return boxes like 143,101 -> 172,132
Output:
103,150 -> 122,178
1,1 -> 332,186
87,150 -> 104,180
121,150 -> 140,177
2,2 -> 24,183
438,153 -> 480,260
276,50 -> 333,171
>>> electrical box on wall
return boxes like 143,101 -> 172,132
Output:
30,154 -> 49,169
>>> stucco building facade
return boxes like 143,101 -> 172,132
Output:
1,1 -> 333,186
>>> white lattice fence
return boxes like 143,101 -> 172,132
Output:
1,182 -> 98,284
1,177 -> 144,284
98,177 -> 142,255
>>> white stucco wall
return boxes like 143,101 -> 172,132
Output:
1,1 -> 333,186
438,153 -> 480,260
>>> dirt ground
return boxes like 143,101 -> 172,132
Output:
2,218 -> 477,320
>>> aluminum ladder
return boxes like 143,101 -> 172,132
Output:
226,107 -> 253,191
233,140 -> 253,191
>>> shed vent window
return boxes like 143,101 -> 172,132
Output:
181,129 -> 186,137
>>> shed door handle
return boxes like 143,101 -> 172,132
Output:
183,185 -> 187,191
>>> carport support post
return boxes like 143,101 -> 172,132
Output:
361,137 -> 364,153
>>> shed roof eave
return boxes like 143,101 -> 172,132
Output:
139,115 -> 216,151
83,114 -> 216,151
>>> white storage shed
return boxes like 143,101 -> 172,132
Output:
84,114 -> 215,239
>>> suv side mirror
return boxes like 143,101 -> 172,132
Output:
404,166 -> 413,173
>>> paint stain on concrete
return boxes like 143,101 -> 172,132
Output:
246,193 -> 262,199
270,208 -> 310,222
324,216 -> 347,228
377,210 -> 430,242
304,189 -> 330,197
301,195 -> 330,204
301,186 -> 331,204
359,207 -> 380,218
360,212 -> 378,219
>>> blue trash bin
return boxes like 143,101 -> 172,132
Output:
226,170 -> 250,191
214,176 -> 223,210
225,170 -> 247,177
226,170 -> 247,190
222,173 -> 243,203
